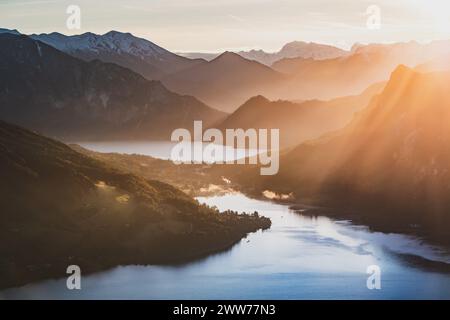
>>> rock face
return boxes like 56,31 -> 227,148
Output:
0,33 -> 226,140
0,119 -> 270,289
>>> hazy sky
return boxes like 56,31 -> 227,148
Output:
1,0 -> 449,52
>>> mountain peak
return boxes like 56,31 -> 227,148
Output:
391,64 -> 413,75
0,28 -> 20,35
278,41 -> 347,60
103,30 -> 132,37
281,40 -> 308,49
214,51 -> 243,60
244,95 -> 270,105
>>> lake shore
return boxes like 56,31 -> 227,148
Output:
1,213 -> 271,291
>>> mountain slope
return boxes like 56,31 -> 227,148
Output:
30,31 -> 204,79
217,82 -> 385,147
260,66 -> 450,238
0,120 -> 270,289
162,52 -> 285,112
0,33 -> 225,140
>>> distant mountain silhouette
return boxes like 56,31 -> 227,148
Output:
178,52 -> 219,61
166,41 -> 450,112
0,119 -> 270,289
0,28 -> 20,35
162,51 -> 285,112
272,40 -> 450,101
238,41 -> 348,66
0,33 -> 225,140
179,41 -> 347,66
217,82 -> 385,147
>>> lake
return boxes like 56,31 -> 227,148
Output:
2,192 -> 450,299
76,141 -> 265,163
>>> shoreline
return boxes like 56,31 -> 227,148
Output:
0,218 -> 271,291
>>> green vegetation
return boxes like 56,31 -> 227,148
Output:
0,120 -> 270,289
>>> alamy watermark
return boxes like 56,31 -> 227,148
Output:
66,265 -> 81,290
366,265 -> 381,290
66,5 -> 81,30
366,4 -> 381,30
170,121 -> 279,175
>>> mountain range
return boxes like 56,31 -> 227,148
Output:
216,82 -> 385,147
179,41 -> 348,65
272,40 -> 450,102
0,33 -> 225,141
0,28 -> 203,80
170,41 -> 450,111
161,51 -> 285,112
30,30 -> 204,80
3,28 -> 448,113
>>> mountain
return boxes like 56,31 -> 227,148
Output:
258,66 -> 450,239
0,28 -> 20,35
179,41 -> 347,66
415,54 -> 450,72
272,40 -> 450,101
29,30 -> 204,80
217,82 -> 385,147
178,52 -> 219,61
0,33 -> 226,140
167,41 -> 450,111
238,41 -> 348,66
162,51 -> 285,112
0,119 -> 270,289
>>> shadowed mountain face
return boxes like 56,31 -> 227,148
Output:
0,120 -> 270,289
217,82 -> 385,147
259,66 -> 450,237
0,34 -> 226,141
29,30 -> 204,80
162,52 -> 285,112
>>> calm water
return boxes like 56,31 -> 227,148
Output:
2,193 -> 450,299
77,141 -> 264,163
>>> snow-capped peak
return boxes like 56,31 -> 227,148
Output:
30,30 -> 170,59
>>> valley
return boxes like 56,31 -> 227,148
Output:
1,19 -> 450,299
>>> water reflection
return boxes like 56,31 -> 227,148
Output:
76,141 -> 263,163
1,193 -> 450,299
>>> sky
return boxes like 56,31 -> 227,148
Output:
1,0 -> 450,52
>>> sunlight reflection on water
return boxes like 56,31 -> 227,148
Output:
2,193 -> 450,299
